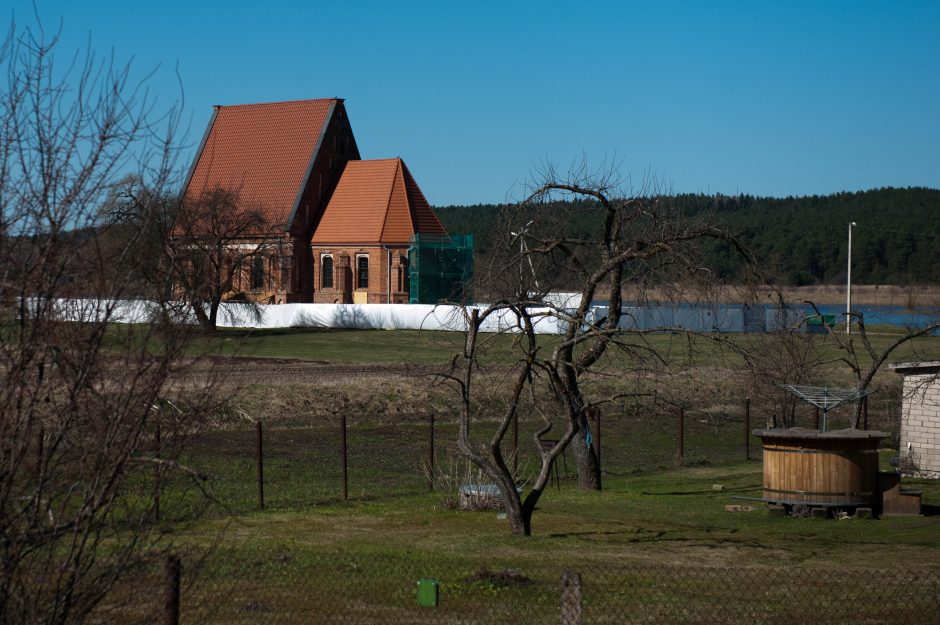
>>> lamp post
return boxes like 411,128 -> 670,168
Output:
846,221 -> 857,335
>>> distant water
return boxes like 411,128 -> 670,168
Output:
590,301 -> 938,332
811,304 -> 938,330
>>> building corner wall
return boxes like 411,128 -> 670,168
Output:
899,372 -> 940,478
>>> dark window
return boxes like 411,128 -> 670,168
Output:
357,256 -> 369,289
322,256 -> 334,289
398,256 -> 408,293
251,256 -> 265,290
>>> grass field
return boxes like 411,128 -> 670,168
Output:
95,326 -> 940,623
186,324 -> 936,367
119,421 -> 940,623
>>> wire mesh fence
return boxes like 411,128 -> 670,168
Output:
92,395 -> 931,625
92,555 -> 940,624
139,393 -> 904,521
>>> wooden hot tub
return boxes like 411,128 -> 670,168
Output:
754,428 -> 887,508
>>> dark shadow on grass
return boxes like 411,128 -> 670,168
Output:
548,528 -> 664,541
216,327 -> 336,339
639,485 -> 763,496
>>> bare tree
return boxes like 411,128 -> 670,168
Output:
166,186 -> 283,331
736,322 -> 828,428
811,305 -> 940,428
0,17 -> 216,624
443,164 -> 751,536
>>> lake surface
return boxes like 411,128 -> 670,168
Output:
812,303 -> 937,329
590,301 -> 938,333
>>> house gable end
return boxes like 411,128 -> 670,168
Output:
289,101 -> 361,239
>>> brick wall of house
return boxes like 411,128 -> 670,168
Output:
899,372 -> 940,477
311,246 -> 409,304
225,236 -> 292,305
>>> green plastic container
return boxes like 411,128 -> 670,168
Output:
417,578 -> 439,607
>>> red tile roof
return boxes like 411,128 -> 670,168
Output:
312,158 -> 446,245
183,98 -> 337,227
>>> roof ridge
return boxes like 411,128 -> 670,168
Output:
214,97 -> 341,109
353,157 -> 402,164
379,159 -> 404,241
401,160 -> 416,232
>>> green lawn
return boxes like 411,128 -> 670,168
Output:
92,324 -> 940,623
186,325 -> 938,369
105,410 -> 940,624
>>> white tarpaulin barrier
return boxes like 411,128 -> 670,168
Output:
39,299 -> 570,334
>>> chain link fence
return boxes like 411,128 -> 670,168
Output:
159,404 -> 775,518
135,393 -> 907,522
94,555 -> 940,624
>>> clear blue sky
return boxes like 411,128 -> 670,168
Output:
8,1 -> 940,205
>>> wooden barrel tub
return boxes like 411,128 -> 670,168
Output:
754,428 -> 888,507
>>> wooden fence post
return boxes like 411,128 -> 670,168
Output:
152,423 -> 161,523
744,397 -> 751,460
36,425 -> 44,471
586,406 -> 601,490
256,420 -> 265,509
427,412 -> 435,490
164,554 -> 181,625
677,407 -> 685,466
341,413 -> 348,501
560,571 -> 582,625
591,408 -> 601,471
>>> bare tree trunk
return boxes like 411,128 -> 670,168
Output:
572,417 -> 601,490
191,300 -> 212,330
209,296 -> 221,330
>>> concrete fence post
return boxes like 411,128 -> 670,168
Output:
560,571 -> 582,625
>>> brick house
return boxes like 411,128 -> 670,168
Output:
312,158 -> 445,304
891,361 -> 940,478
181,98 -> 446,304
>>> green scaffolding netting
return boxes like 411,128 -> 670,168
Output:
408,233 -> 474,304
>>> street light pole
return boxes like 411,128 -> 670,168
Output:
846,221 -> 856,335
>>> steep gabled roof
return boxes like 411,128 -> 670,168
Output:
183,98 -> 338,227
312,158 -> 446,245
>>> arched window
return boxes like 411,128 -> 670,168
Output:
322,255 -> 334,289
357,255 -> 369,289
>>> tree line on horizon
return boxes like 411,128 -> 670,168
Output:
434,187 -> 940,286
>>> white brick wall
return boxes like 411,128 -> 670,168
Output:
899,372 -> 940,477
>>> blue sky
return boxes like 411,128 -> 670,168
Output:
8,1 -> 940,205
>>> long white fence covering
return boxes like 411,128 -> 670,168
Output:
41,299 -> 571,334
